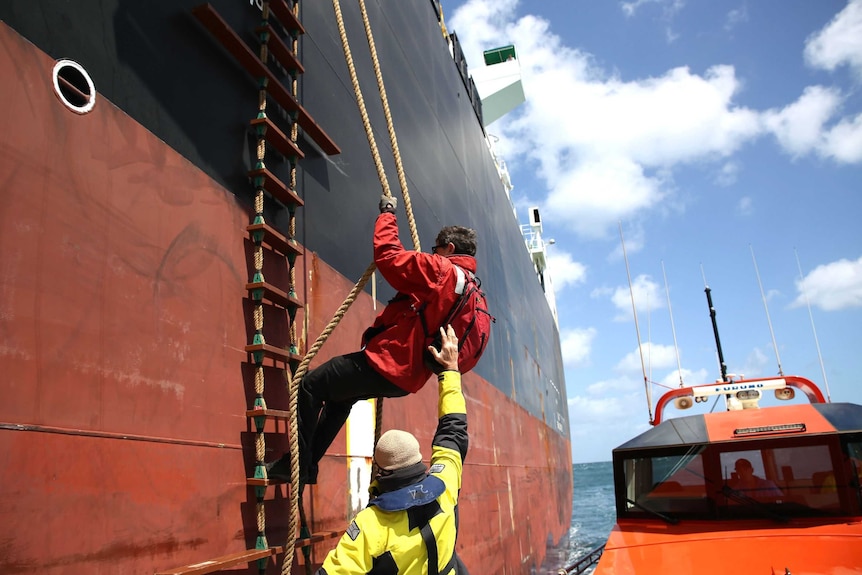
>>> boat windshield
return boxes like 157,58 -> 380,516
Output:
616,434 -> 862,521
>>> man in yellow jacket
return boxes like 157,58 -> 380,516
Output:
315,324 -> 469,574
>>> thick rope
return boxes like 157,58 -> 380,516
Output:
281,1 -> 426,570
281,1 -> 302,573
253,6 -> 272,575
332,0 -> 389,199
356,0 -> 421,250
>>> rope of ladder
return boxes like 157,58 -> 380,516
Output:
282,2 -> 305,573
250,4 -> 274,574
355,0 -> 419,245
245,1 -> 306,573
280,0 -> 423,572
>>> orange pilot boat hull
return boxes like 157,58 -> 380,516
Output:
600,519 -> 862,574
591,379 -> 862,575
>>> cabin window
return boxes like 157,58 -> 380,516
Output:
842,436 -> 862,512
717,444 -> 841,516
621,446 -> 711,518
617,436 -> 860,521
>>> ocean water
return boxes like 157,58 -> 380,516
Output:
564,461 -> 616,572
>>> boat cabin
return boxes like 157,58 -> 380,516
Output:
613,393 -> 862,523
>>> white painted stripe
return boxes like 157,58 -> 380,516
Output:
345,398 -> 375,516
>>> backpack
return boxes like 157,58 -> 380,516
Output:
421,265 -> 494,374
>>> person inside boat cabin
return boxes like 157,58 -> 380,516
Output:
729,458 -> 783,499
266,194 -> 480,485
821,445 -> 862,494
316,324 -> 470,575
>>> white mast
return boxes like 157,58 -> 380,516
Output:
750,245 -> 783,376
620,222 -> 653,423
795,249 -> 831,402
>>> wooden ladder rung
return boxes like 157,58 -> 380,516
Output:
269,0 -> 305,35
250,115 -> 303,160
244,343 -> 302,366
246,222 -> 304,257
246,281 -> 302,310
245,408 -> 291,419
154,548 -> 274,575
192,3 -> 339,155
248,167 -> 303,208
256,23 -> 304,75
247,476 -> 286,486
295,530 -> 342,547
153,534 -> 343,575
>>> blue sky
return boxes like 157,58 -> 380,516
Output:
446,0 -> 862,463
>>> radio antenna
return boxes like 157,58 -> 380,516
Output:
701,264 -> 729,383
662,260 -> 684,387
795,249 -> 831,402
750,245 -> 783,376
620,222 -> 653,423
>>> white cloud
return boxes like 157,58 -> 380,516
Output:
525,65 -> 760,168
769,288 -> 784,302
725,6 -> 749,32
543,157 -> 666,238
569,396 -> 624,425
763,86 -> 862,163
658,367 -> 709,388
620,0 -> 686,21
586,376 -> 637,395
547,251 -> 587,289
608,224 -> 646,260
763,85 -> 842,157
569,377 -> 652,456
450,3 -> 764,239
450,0 -> 862,248
560,327 -> 597,366
792,255 -> 862,311
804,0 -> 862,80
821,112 -> 862,163
568,392 -> 641,436
609,274 -> 664,320
736,196 -> 753,216
621,0 -> 653,18
568,386 -> 636,424
734,346 -> 771,379
716,161 -> 741,187
616,342 -> 679,372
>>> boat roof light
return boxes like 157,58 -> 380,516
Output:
733,423 -> 806,437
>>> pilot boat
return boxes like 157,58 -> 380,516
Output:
591,286 -> 862,574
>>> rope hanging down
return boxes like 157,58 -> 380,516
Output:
281,0 -> 424,572
277,1 -> 304,573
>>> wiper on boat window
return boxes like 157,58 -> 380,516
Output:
719,485 -> 789,523
625,498 -> 679,525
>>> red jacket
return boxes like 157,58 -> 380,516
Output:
362,213 -> 477,393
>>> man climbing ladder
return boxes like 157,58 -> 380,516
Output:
266,193 -> 488,486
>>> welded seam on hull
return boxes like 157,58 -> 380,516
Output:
0,422 -> 241,449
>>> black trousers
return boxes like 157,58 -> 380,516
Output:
299,351 -> 408,482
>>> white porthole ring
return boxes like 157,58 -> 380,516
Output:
52,59 -> 96,114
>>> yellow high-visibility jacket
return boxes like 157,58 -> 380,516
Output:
317,370 -> 468,574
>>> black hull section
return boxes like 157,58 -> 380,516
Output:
1,0 -> 567,434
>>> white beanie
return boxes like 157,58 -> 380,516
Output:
374,429 -> 422,470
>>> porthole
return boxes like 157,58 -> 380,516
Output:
52,59 -> 96,114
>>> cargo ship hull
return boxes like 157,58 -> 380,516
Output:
0,1 -> 571,573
